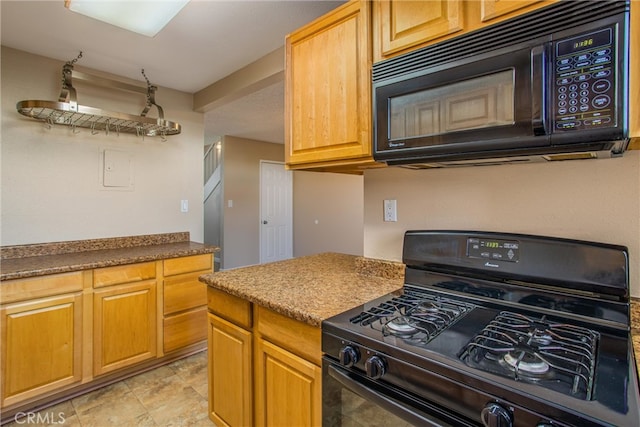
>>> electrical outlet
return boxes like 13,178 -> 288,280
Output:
384,199 -> 397,222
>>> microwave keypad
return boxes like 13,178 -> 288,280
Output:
553,28 -> 615,131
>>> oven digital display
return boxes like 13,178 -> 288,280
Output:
467,238 -> 519,262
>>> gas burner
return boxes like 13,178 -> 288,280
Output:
384,316 -> 419,336
503,351 -> 550,375
349,288 -> 473,345
459,311 -> 599,400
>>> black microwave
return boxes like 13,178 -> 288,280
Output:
373,0 -> 630,167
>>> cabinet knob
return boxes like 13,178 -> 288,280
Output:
262,220 -> 268,224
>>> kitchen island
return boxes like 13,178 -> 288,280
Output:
201,252 -> 640,427
199,252 -> 404,426
0,232 -> 218,424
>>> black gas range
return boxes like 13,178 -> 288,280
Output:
322,231 -> 639,426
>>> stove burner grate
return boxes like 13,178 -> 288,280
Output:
349,288 -> 473,345
459,311 -> 599,400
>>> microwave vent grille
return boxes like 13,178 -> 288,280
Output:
373,0 -> 629,83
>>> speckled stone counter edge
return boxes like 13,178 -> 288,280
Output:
1,232 -> 191,259
354,256 -> 405,279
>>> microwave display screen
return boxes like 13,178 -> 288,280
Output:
557,28 -> 612,56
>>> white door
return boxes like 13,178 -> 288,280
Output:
260,161 -> 292,264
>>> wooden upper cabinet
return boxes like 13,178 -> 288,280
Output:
285,0 -> 378,171
476,0 -> 550,24
373,0 -> 557,62
373,0 -> 464,61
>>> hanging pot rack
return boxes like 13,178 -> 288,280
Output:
16,52 -> 181,139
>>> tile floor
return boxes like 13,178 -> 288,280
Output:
6,351 -> 215,427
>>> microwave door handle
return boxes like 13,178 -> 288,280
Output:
531,45 -> 547,136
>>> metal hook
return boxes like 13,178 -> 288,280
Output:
91,121 -> 99,135
105,119 -> 110,136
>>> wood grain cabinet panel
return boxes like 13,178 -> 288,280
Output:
254,338 -> 322,427
162,255 -> 212,353
93,262 -> 156,288
207,313 -> 252,427
163,254 -> 212,277
163,272 -> 208,315
374,0 -> 464,61
93,280 -> 157,376
163,307 -> 207,353
1,293 -> 82,407
373,0 -> 557,61
477,0 -> 549,23
285,0 -> 377,171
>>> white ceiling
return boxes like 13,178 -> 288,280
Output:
1,0 -> 345,144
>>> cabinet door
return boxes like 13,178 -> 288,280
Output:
286,0 -> 374,168
254,338 -> 322,427
93,280 -> 156,376
477,0 -> 548,23
208,314 -> 252,427
1,293 -> 82,407
374,0 -> 464,61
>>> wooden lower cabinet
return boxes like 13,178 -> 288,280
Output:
207,287 -> 322,426
0,254 -> 214,421
0,293 -> 83,407
93,279 -> 157,376
162,254 -> 212,353
207,313 -> 252,427
254,338 -> 322,427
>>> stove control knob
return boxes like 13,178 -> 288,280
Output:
364,355 -> 386,380
338,345 -> 359,368
481,402 -> 512,427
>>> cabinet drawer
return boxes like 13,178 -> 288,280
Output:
207,287 -> 252,330
164,272 -> 207,315
256,306 -> 321,366
0,272 -> 84,304
164,307 -> 207,353
93,262 -> 156,288
163,254 -> 212,277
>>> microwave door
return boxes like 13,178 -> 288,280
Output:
374,47 -> 551,162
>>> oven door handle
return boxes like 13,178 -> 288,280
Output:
327,364 -> 461,427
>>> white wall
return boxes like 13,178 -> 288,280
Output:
363,153 -> 640,297
1,47 -> 205,245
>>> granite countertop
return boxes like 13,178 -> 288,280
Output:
199,252 -> 405,327
1,232 -> 219,281
201,253 -> 640,374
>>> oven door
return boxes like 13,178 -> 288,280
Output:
322,357 -> 477,427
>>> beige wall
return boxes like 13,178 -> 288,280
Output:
362,153 -> 640,297
1,47 -> 205,245
293,171 -> 363,257
221,136 -> 284,269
